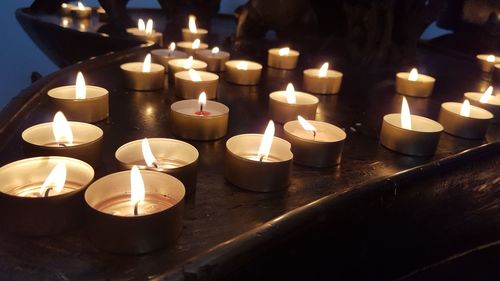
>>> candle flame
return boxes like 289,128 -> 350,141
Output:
145,19 -> 153,34
236,61 -> 248,70
486,55 -> 496,62
480,86 -> 493,103
192,39 -> 201,49
130,166 -> 145,209
188,15 -> 197,33
408,68 -> 419,81
319,62 -> 329,77
257,121 -> 275,161
61,3 -> 68,8
183,56 -> 194,69
39,163 -> 67,197
199,92 -> 207,108
53,111 -> 74,145
169,42 -> 176,52
278,47 -> 290,56
401,97 -> 412,130
138,19 -> 145,31
285,83 -> 296,104
141,138 -> 158,167
211,47 -> 219,54
77,1 -> 85,10
75,71 -> 86,99
188,69 -> 202,82
460,99 -> 471,117
142,54 -> 151,73
298,115 -> 317,133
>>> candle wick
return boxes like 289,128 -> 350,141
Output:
259,155 -> 264,162
134,201 -> 140,216
313,131 -> 316,140
44,187 -> 53,197
58,143 -> 67,147
152,161 -> 160,169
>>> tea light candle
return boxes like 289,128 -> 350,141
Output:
225,121 -> 293,192
476,54 -> 499,72
380,97 -> 443,156
225,60 -> 262,85
115,138 -> 199,195
0,156 -> 94,236
22,111 -> 103,167
84,167 -> 185,254
60,3 -> 75,16
126,18 -> 163,46
267,47 -> 300,70
175,69 -> 219,99
195,47 -> 230,72
284,116 -> 346,168
71,2 -> 91,19
395,68 -> 435,98
121,53 -> 165,91
170,92 -> 229,141
48,72 -> 109,123
438,100 -> 493,139
464,86 -> 500,124
151,42 -> 188,70
181,15 -> 208,42
269,83 -> 319,124
167,56 -> 207,83
303,62 -> 343,94
177,39 -> 209,56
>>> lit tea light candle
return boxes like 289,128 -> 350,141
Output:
151,42 -> 188,70
0,156 -> 94,235
303,62 -> 343,94
181,15 -> 208,42
170,92 -> 229,141
380,97 -> 443,156
60,3 -> 75,16
177,39 -> 209,56
267,47 -> 300,70
48,71 -> 109,123
225,60 -> 262,85
395,68 -> 435,98
195,46 -> 230,72
71,1 -> 91,19
115,138 -> 199,195
167,56 -> 207,83
269,83 -> 319,124
476,54 -> 499,72
121,53 -> 165,91
126,18 -> 163,46
225,121 -> 293,192
438,99 -> 493,139
84,167 -> 185,254
175,68 -> 219,99
284,116 -> 346,167
464,86 -> 500,124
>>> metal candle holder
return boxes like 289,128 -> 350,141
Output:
167,58 -> 207,83
395,72 -> 435,98
438,102 -> 493,139
225,60 -> 262,85
464,91 -> 500,124
125,28 -> 163,46
151,49 -> 188,70
176,41 -> 209,56
120,62 -> 165,91
181,28 -> 208,42
267,48 -> 300,70
195,49 -> 230,72
269,90 -> 319,124
175,70 -> 219,99
303,68 -> 343,94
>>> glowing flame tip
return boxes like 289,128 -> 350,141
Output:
40,163 -> 67,196
460,99 -> 471,117
408,68 -> 419,81
142,54 -> 151,73
278,47 -> 290,56
130,166 -> 145,208
188,15 -> 197,33
285,83 -> 296,104
53,111 -> 74,145
298,115 -> 317,133
480,86 -> 493,103
319,62 -> 329,77
401,97 -> 412,130
75,71 -> 86,99
141,138 -> 157,167
257,121 -> 275,161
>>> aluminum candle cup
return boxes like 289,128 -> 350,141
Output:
380,113 -> 443,156
438,102 -> 493,139
181,28 -> 208,42
115,139 -> 199,195
167,58 -> 207,83
464,91 -> 500,124
126,28 -> 163,46
48,85 -> 109,123
70,4 -> 91,19
269,90 -> 319,124
170,100 -> 229,141
176,41 -> 209,56
175,70 -> 219,99
0,157 -> 94,236
60,3 -> 74,16
225,134 -> 293,192
22,121 -> 103,167
267,48 -> 300,70
120,62 -> 165,91
476,54 -> 499,72
84,170 -> 185,254
284,120 -> 346,168
303,68 -> 343,94
195,49 -> 230,72
151,49 -> 188,70
395,72 -> 435,98
225,60 -> 262,85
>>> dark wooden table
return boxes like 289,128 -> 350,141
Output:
0,10 -> 499,281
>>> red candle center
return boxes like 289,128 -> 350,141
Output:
195,110 -> 211,116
